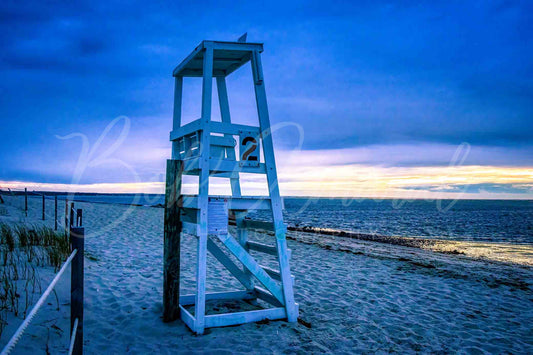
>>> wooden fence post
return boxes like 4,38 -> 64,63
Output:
54,196 -> 58,231
42,194 -> 45,220
70,202 -> 75,228
70,226 -> 84,355
163,159 -> 183,322
24,188 -> 27,213
65,199 -> 69,231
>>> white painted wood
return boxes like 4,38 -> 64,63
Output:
181,196 -> 272,211
194,43 -> 214,335
204,307 -> 286,328
216,76 -> 254,291
173,42 -> 205,76
171,120 -> 259,141
211,121 -> 260,136
175,134 -> 235,158
216,78 -> 232,129
211,41 -> 263,53
261,265 -> 282,281
206,238 -> 253,289
179,305 -> 196,331
210,159 -> 266,174
236,219 -> 253,290
246,241 -> 277,255
179,68 -> 227,77
182,221 -> 198,235
177,157 -> 266,174
173,41 -> 263,77
251,49 -> 298,322
171,76 -> 183,159
216,77 -> 241,190
180,290 -> 255,306
169,119 -> 201,141
210,145 -> 226,161
210,135 -> 236,147
207,171 -> 239,178
172,76 -> 183,129
216,232 -> 285,304
260,265 -> 295,284
254,286 -> 283,307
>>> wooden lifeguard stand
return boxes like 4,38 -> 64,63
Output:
163,39 -> 298,334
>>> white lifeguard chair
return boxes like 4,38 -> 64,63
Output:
163,38 -> 298,334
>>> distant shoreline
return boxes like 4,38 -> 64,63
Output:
3,192 -> 533,264
1,190 -> 532,201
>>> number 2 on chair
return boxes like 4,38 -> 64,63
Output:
241,136 -> 258,161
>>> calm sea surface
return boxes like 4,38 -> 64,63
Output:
51,194 -> 533,245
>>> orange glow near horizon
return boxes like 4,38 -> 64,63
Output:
1,164 -> 532,199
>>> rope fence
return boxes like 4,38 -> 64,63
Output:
68,318 -> 79,355
0,196 -> 85,355
0,250 -> 78,355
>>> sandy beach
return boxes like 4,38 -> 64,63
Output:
1,195 -> 532,354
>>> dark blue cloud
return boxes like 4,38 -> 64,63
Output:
0,0 -> 532,184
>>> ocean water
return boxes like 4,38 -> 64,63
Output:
49,193 -> 533,245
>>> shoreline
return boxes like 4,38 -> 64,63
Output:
51,197 -> 533,267
284,225 -> 533,267
4,193 -> 532,266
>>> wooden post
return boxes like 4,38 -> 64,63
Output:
163,159 -> 182,322
70,202 -> 75,228
24,188 -> 27,213
54,196 -> 58,231
65,199 -> 69,231
42,194 -> 45,220
70,226 -> 84,355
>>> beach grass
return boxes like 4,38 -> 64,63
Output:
0,223 -> 70,337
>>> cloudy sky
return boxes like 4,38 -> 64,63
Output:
1,0 -> 532,198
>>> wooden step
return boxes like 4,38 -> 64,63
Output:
254,286 -> 283,307
246,241 -> 276,255
260,265 -> 295,284
261,265 -> 281,281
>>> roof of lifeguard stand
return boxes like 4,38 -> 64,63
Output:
172,40 -> 264,77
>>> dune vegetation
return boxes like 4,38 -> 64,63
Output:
0,223 -> 70,337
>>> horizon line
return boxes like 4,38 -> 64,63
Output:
2,189 -> 532,201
